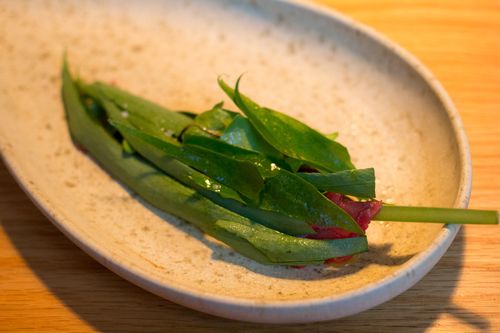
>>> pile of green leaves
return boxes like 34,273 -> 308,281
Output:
63,64 -> 377,265
62,61 -> 498,266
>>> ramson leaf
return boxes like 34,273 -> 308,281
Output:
218,77 -> 355,172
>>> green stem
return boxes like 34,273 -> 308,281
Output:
374,205 -> 499,225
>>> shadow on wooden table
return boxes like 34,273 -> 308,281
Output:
0,159 -> 490,333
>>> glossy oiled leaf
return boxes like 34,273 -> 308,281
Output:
220,115 -> 283,159
218,78 -> 355,172
181,102 -> 238,139
260,170 -> 364,234
199,192 -> 314,235
193,102 -> 238,132
81,81 -> 193,139
216,220 -> 368,263
182,134 -> 280,177
299,168 -> 376,198
188,112 -> 304,172
110,120 -> 264,201
123,136 -> 245,203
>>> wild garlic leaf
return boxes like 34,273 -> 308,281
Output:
220,115 -> 283,160
216,220 -> 367,263
299,168 -> 376,198
121,131 -> 245,203
218,78 -> 355,172
181,102 -> 239,140
260,170 -> 364,234
201,192 -> 314,236
194,102 -> 238,132
182,134 -> 280,177
88,81 -> 192,138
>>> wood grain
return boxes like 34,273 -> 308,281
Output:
1,1 -> 499,332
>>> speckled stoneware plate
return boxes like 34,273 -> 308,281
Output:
0,0 -> 470,323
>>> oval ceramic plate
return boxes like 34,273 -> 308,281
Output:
0,0 -> 470,323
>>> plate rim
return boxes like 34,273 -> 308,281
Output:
0,0 -> 472,323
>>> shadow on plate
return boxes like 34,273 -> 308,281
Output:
0,159 -> 490,332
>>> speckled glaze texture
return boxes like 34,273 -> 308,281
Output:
0,0 -> 470,323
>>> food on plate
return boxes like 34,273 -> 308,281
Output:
62,60 -> 498,266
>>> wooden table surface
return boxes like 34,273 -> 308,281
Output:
1,1 -> 499,332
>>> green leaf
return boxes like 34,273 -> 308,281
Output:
82,81 -> 193,139
181,102 -> 238,139
260,170 -> 364,234
216,220 -> 368,263
128,139 -> 245,203
193,102 -> 238,132
220,115 -> 283,159
110,120 -> 264,202
299,168 -> 376,198
187,118 -> 294,171
182,134 -> 280,177
199,192 -> 315,235
218,78 -> 355,172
